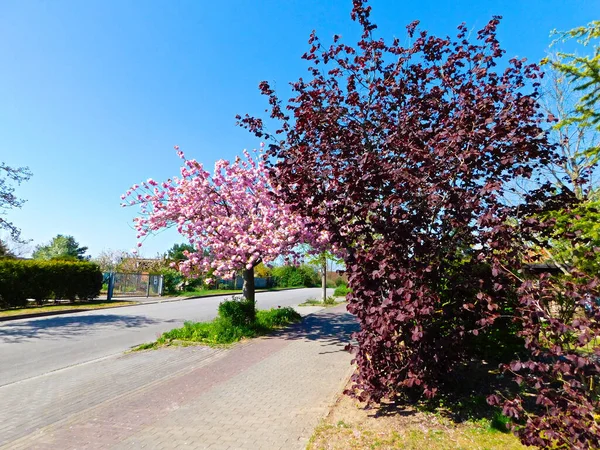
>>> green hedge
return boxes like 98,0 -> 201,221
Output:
272,264 -> 320,288
333,285 -> 351,297
0,260 -> 102,308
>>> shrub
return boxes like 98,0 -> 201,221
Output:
218,296 -> 256,326
335,277 -> 347,287
272,264 -> 320,288
333,285 -> 351,297
323,295 -> 336,305
159,268 -> 185,294
256,307 -> 301,327
0,260 -> 102,308
298,264 -> 320,287
184,276 -> 205,291
490,411 -> 511,433
254,262 -> 273,278
287,271 -> 304,287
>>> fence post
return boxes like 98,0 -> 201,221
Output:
146,275 -> 151,298
158,275 -> 164,296
107,273 -> 114,301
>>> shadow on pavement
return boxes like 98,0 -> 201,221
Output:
273,307 -> 360,353
0,314 -> 166,344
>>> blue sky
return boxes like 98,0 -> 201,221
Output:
1,0 -> 597,258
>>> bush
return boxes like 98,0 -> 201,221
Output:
218,296 -> 256,326
335,277 -> 347,287
490,411 -> 511,433
254,262 -> 273,278
0,260 -> 102,308
287,271 -> 304,287
272,264 -> 320,288
333,285 -> 351,297
256,307 -> 301,327
184,276 -> 205,291
159,268 -> 185,295
323,295 -> 336,305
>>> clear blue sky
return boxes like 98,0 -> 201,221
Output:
1,0 -> 597,258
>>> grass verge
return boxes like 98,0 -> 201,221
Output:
134,306 -> 302,350
173,288 -> 243,297
307,389 -> 527,450
0,300 -> 136,317
298,297 -> 346,308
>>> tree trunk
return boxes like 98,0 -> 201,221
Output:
322,259 -> 327,302
242,266 -> 256,303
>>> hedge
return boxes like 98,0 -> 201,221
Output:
271,264 -> 320,288
0,260 -> 103,308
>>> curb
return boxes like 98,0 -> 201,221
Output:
0,287 -> 315,323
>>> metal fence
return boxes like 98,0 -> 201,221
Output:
216,276 -> 277,290
104,272 -> 163,299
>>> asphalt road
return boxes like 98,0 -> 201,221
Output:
0,288 -> 330,388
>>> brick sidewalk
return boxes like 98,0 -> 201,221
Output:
2,305 -> 358,450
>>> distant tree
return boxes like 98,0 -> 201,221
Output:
114,253 -> 139,273
93,249 -> 128,272
0,239 -> 15,259
253,262 -> 272,278
546,20 -> 600,130
0,235 -> 33,258
166,243 -> 195,262
115,253 -> 168,273
307,250 -> 343,301
0,162 -> 32,242
540,200 -> 600,275
33,235 -> 89,261
535,37 -> 600,284
537,61 -> 599,200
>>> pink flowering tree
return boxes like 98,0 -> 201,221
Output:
122,145 -> 318,306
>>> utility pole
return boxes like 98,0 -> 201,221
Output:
322,257 -> 327,302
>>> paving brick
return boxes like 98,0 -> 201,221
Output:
2,306 -> 358,450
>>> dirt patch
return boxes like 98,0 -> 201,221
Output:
307,383 -> 528,450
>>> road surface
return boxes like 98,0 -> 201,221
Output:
0,288 -> 329,388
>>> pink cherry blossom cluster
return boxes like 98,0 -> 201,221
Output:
122,145 -> 326,279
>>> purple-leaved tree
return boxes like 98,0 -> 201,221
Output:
239,1 -> 600,447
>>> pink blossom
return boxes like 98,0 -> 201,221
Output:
122,146 -> 327,278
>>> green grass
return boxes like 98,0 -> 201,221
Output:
490,411 -> 512,433
307,417 -> 527,450
298,297 -> 345,307
134,306 -> 302,350
173,288 -> 243,297
0,300 -> 137,317
333,285 -> 351,297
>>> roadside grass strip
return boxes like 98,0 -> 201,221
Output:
0,300 -> 136,317
298,297 -> 346,308
134,306 -> 302,350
